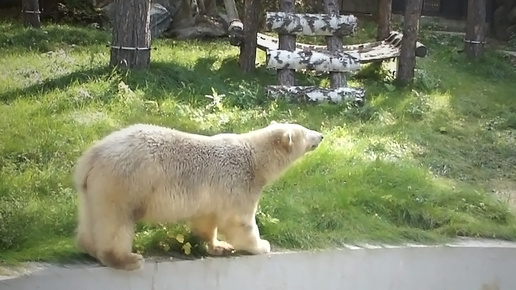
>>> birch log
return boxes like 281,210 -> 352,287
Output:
266,50 -> 361,72
265,12 -> 357,36
265,85 -> 365,104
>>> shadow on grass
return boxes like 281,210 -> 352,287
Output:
0,66 -> 112,103
0,21 -> 109,53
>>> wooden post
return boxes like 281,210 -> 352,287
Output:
21,0 -> 41,28
324,0 -> 345,88
277,0 -> 296,87
464,0 -> 486,59
225,0 -> 244,47
109,0 -> 152,69
396,0 -> 422,85
377,0 -> 392,41
239,0 -> 260,72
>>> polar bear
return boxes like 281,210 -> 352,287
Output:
73,121 -> 323,270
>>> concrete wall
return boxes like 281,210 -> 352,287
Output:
1,239 -> 516,290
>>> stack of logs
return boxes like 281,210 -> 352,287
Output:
263,0 -> 365,105
493,0 -> 516,40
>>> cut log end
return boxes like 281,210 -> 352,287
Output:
265,85 -> 365,105
228,19 -> 244,46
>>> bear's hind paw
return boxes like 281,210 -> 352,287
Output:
207,240 -> 235,256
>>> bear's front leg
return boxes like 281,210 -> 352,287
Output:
190,215 -> 235,256
220,214 -> 271,255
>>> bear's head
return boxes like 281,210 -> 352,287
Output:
268,121 -> 324,160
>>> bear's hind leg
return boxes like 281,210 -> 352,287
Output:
91,202 -> 143,271
220,214 -> 271,255
76,193 -> 96,258
190,215 -> 235,256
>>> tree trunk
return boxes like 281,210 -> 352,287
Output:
266,49 -> 360,72
324,0 -> 346,88
265,85 -> 365,105
396,0 -> 422,86
464,0 -> 486,59
239,0 -> 260,72
377,0 -> 392,40
109,0 -> 152,70
21,0 -> 41,28
277,0 -> 296,86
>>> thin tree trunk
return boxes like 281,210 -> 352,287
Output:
21,0 -> 41,28
396,0 -> 422,86
324,0 -> 345,88
377,0 -> 392,41
277,0 -> 296,86
239,0 -> 260,72
464,0 -> 486,59
109,0 -> 152,69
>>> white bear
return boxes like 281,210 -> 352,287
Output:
73,121 -> 323,270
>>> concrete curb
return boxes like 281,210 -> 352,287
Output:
1,238 -> 516,290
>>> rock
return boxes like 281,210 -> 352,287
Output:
165,14 -> 227,39
101,3 -> 173,39
509,6 -> 516,24
150,3 -> 173,38
506,24 -> 516,40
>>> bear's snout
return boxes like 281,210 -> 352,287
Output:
307,130 -> 324,151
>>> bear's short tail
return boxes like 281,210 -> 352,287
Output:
73,150 -> 95,196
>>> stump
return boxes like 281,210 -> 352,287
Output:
324,0 -> 346,88
277,0 -> 296,87
21,0 -> 41,28
109,0 -> 152,69
464,0 -> 486,59
396,0 -> 423,85
377,0 -> 392,41
238,0 -> 260,72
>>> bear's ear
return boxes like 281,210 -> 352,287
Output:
269,120 -> 278,125
274,129 -> 293,152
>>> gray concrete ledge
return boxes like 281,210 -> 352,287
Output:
1,238 -> 516,290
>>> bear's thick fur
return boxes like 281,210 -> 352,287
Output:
73,122 -> 323,270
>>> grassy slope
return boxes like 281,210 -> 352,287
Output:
1,19 -> 516,265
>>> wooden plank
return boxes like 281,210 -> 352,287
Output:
256,31 -> 428,62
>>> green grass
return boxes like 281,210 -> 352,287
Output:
1,19 -> 516,266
